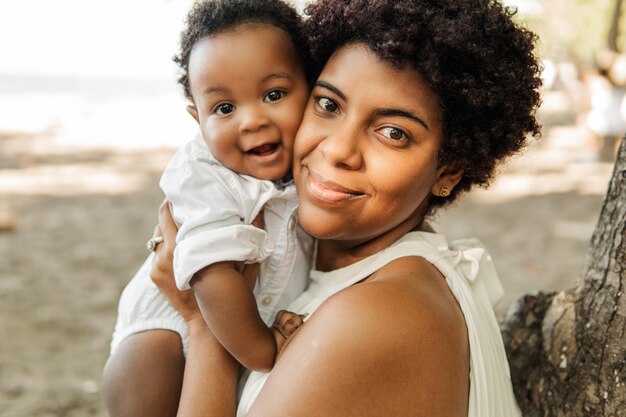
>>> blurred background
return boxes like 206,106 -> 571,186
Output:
0,0 -> 624,415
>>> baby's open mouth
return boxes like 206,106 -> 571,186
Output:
247,143 -> 280,156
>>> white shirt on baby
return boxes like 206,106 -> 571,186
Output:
160,134 -> 312,325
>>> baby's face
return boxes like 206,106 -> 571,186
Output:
187,23 -> 309,181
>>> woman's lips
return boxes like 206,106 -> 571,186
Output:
306,169 -> 364,203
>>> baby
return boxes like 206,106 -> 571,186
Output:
110,0 -> 312,373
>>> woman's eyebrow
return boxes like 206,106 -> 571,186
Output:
315,80 -> 347,102
315,80 -> 429,130
376,108 -> 430,130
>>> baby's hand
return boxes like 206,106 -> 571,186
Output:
272,310 -> 306,338
272,310 -> 307,355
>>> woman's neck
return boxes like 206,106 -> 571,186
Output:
315,215 -> 432,272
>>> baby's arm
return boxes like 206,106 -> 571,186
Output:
191,262 -> 278,372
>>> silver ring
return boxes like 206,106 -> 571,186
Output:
146,236 -> 164,252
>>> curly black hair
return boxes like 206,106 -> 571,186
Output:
303,0 -> 542,209
174,0 -> 311,100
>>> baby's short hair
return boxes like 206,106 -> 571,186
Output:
174,0 -> 310,100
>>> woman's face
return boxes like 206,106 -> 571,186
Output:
294,43 -> 457,243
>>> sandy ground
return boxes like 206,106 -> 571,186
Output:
0,88 -> 619,416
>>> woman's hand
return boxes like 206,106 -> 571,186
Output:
150,199 -> 203,324
150,201 -> 266,324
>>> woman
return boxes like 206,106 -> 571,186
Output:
149,0 -> 540,415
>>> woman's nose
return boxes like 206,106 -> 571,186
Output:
319,121 -> 363,170
239,105 -> 271,133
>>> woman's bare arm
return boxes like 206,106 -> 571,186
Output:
247,257 -> 469,417
151,200 -> 240,417
178,319 -> 240,417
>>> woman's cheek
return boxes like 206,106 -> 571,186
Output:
294,122 -> 321,162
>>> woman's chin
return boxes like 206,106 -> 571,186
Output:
298,217 -> 333,240
297,205 -> 344,241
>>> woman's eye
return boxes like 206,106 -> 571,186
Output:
317,97 -> 339,113
264,90 -> 285,102
379,127 -> 407,141
215,103 -> 235,115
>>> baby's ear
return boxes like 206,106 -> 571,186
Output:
186,104 -> 199,123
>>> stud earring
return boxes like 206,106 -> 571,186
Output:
440,185 -> 450,197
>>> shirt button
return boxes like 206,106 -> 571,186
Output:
261,295 -> 273,306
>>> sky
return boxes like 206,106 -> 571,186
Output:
0,0 -> 314,79
0,0 -> 535,79
0,0 -> 196,78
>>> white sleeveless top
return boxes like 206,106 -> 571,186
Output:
237,231 -> 522,417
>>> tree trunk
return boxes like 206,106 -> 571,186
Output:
609,0 -> 624,53
501,136 -> 626,417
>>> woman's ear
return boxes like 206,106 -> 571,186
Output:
186,104 -> 200,123
431,164 -> 464,197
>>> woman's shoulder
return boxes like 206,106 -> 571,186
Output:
303,255 -> 469,377
251,256 -> 469,416
319,255 -> 467,347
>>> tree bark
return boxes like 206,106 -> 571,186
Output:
501,136 -> 626,417
609,0 -> 624,53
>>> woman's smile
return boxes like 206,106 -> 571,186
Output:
304,167 -> 365,204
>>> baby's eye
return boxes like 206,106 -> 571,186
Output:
264,90 -> 285,102
215,103 -> 235,115
378,127 -> 407,141
316,97 -> 338,113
